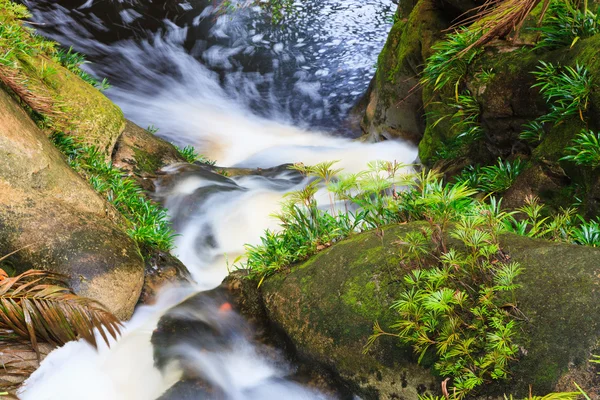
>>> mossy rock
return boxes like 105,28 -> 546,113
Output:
6,53 -> 126,159
255,223 -> 600,398
0,87 -> 144,320
260,224 -> 438,399
111,120 -> 188,192
360,0 -> 450,144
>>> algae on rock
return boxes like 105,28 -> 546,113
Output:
254,223 -> 600,398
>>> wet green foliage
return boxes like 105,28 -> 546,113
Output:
502,195 -> 600,247
0,1 -> 108,90
535,0 -> 600,50
369,210 -> 523,397
0,1 -> 54,67
520,120 -> 545,144
419,389 -> 584,400
421,28 -> 482,92
532,61 -> 592,124
454,158 -> 525,194
50,132 -> 175,253
52,46 -> 110,91
561,129 -> 600,167
174,144 -> 216,166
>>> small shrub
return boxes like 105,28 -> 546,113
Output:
174,144 -> 216,166
536,0 -> 600,50
532,61 -> 592,124
432,92 -> 484,161
455,158 -> 525,194
561,129 -> 600,167
368,216 -> 522,398
421,28 -> 483,92
520,120 -> 546,143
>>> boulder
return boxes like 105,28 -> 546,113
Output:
139,251 -> 191,305
251,223 -> 600,398
359,0 -> 450,144
111,121 -> 188,192
151,283 -> 356,399
0,87 -> 144,320
370,0 -> 600,212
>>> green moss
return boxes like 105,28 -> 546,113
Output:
132,147 -> 162,175
260,223 -> 600,397
375,0 -> 445,101
341,278 -> 381,319
0,2 -> 125,158
534,118 -> 588,162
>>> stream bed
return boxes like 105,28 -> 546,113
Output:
17,1 -> 417,398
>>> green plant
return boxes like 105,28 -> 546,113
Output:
176,145 -> 200,163
561,129 -> 600,167
431,92 -> 484,161
520,120 -> 546,143
50,132 -> 176,253
421,28 -> 483,93
52,46 -> 109,89
455,158 -> 525,194
259,0 -> 294,24
419,390 -> 582,400
532,61 -> 592,123
536,0 -> 600,49
171,143 -> 216,165
475,68 -> 496,85
368,215 -> 522,398
146,125 -> 159,134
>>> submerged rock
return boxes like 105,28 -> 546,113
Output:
244,224 -> 600,398
152,282 -> 357,399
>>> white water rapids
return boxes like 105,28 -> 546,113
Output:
18,1 -> 417,399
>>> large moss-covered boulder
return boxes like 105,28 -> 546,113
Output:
371,0 -> 600,212
254,224 -> 600,398
0,87 -> 144,320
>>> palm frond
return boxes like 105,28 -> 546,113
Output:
0,269 -> 122,360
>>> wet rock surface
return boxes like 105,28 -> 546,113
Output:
238,224 -> 600,398
0,88 -> 144,320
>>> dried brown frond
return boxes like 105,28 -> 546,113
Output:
0,269 -> 122,361
0,66 -> 56,117
0,342 -> 38,390
453,0 -> 548,55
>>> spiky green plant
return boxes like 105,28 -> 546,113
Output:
367,216 -> 522,398
421,28 -> 483,93
536,0 -> 600,49
561,129 -> 600,167
455,158 -> 525,194
520,120 -> 546,143
532,61 -> 592,123
50,132 -> 176,253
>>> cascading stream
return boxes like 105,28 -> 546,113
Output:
17,1 -> 416,399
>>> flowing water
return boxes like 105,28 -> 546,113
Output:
17,1 -> 417,398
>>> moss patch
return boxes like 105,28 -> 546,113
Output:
260,223 -> 600,397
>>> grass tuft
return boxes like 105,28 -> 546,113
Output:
51,132 -> 176,253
